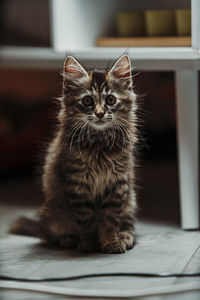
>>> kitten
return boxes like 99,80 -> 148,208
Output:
10,54 -> 138,254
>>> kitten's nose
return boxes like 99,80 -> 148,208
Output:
95,105 -> 105,119
95,111 -> 105,119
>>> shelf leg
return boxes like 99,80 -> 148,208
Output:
175,69 -> 199,229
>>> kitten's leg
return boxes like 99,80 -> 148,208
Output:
70,200 -> 100,252
99,209 -> 125,254
99,184 -> 135,254
38,204 -> 79,249
119,199 -> 136,250
44,228 -> 79,249
78,232 -> 100,252
57,234 -> 79,248
43,187 -> 99,251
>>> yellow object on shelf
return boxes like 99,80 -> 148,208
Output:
96,36 -> 191,47
117,11 -> 145,37
175,9 -> 191,36
145,10 -> 176,36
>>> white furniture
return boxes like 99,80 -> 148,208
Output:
0,0 -> 199,229
50,0 -> 200,230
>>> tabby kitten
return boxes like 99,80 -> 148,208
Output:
10,54 -> 138,254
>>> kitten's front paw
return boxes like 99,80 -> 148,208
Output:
102,239 -> 126,254
79,240 -> 100,252
119,231 -> 136,250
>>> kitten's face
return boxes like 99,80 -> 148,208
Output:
62,54 -> 136,131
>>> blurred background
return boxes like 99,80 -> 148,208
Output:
0,0 -> 186,226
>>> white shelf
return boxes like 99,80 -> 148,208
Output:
50,0 -> 193,51
1,0 -> 199,71
0,46 -> 200,71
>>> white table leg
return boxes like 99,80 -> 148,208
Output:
175,70 -> 199,229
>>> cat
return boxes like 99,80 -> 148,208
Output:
10,54 -> 138,254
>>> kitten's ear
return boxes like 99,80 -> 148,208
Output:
63,56 -> 88,82
108,54 -> 131,81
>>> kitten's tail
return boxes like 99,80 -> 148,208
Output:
9,217 -> 40,238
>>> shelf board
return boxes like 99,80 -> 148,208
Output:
96,37 -> 191,47
0,46 -> 199,71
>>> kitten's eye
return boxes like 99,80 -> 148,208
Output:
106,95 -> 116,106
82,96 -> 94,106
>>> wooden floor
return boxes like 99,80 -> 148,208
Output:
0,160 -> 200,300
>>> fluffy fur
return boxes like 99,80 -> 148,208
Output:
10,54 -> 138,254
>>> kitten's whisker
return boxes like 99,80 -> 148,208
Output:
69,121 -> 85,150
116,116 -> 131,124
77,121 -> 89,146
77,123 -> 87,158
116,116 -> 136,137
82,123 -> 89,146
134,126 -> 150,150
65,120 -> 83,141
63,120 -> 84,148
109,123 -> 116,150
114,122 -> 125,152
87,125 -> 93,144
120,125 -> 134,149
137,107 -> 153,118
86,123 -> 94,145
63,124 -> 78,148
67,120 -> 85,138
116,119 -> 134,149
116,116 -> 135,131
117,116 -> 149,149
69,126 -> 82,150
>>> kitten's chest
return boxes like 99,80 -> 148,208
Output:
83,151 -> 126,195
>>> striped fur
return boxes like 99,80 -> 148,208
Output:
10,54 -> 138,254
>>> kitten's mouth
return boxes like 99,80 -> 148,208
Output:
95,120 -> 104,124
89,119 -> 109,130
